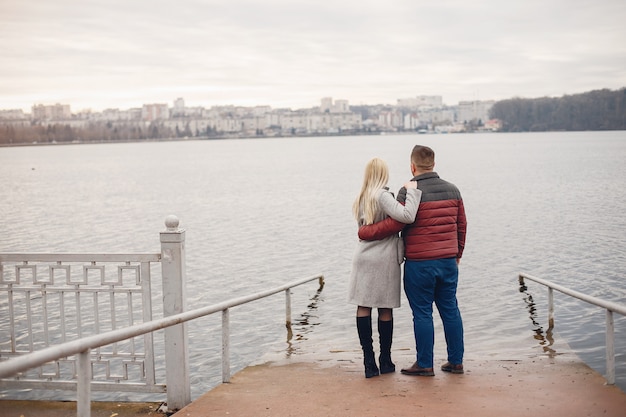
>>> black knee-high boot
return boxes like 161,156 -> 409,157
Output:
378,318 -> 395,374
356,316 -> 379,378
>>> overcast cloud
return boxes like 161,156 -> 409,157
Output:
1,0 -> 625,112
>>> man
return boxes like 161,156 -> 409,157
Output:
358,145 -> 467,376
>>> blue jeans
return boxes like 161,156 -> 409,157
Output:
404,258 -> 464,368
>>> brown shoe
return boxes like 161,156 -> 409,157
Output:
441,362 -> 464,374
400,362 -> 434,376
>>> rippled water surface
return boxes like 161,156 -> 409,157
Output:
1,131 -> 625,399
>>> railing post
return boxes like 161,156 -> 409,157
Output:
547,287 -> 554,330
285,289 -> 294,343
222,309 -> 230,383
160,215 -> 191,411
285,289 -> 292,328
76,349 -> 91,417
606,309 -> 615,384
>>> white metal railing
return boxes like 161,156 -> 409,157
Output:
519,272 -> 626,385
0,253 -> 162,394
0,273 -> 324,416
0,215 -> 325,416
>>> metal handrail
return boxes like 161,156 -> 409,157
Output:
0,253 -> 161,262
519,272 -> 625,385
0,273 -> 324,415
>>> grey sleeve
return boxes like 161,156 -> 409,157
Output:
378,188 -> 422,224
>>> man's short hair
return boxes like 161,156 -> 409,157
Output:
411,145 -> 435,170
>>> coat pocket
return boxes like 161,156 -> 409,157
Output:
396,235 -> 405,264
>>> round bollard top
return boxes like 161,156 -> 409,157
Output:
165,215 -> 180,231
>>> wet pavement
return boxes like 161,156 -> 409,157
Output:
2,349 -> 626,417
172,353 -> 626,417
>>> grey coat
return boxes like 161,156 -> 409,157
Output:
347,187 -> 421,308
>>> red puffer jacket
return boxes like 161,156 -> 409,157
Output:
358,172 -> 467,261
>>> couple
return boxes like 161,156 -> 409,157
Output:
348,145 -> 467,378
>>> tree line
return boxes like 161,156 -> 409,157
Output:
489,88 -> 626,132
0,121 -> 211,145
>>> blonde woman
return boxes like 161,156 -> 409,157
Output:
348,157 -> 421,378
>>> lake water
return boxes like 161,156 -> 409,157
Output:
1,131 -> 625,400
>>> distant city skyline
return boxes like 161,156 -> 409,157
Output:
1,0 -> 625,113
4,94 -> 470,114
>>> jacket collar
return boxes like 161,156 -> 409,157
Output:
413,171 -> 439,181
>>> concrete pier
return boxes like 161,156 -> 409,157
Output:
3,349 -> 625,417
173,353 -> 626,417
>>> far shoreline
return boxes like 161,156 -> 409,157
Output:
7,129 -> 626,148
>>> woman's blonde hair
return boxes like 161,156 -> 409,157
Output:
352,158 -> 389,224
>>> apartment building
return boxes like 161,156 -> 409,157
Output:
142,104 -> 169,121
31,103 -> 71,120
320,97 -> 350,113
457,100 -> 495,123
0,109 -> 27,120
378,110 -> 404,130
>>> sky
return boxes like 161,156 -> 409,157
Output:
1,0 -> 625,113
